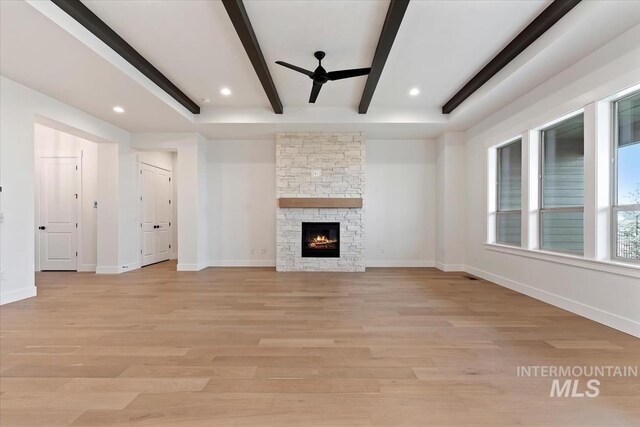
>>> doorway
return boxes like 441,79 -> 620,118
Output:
36,156 -> 80,271
139,162 -> 172,266
34,123 -> 99,272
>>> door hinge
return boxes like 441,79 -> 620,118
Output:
75,251 -> 78,257
140,249 -> 143,254
75,193 -> 78,199
169,222 -> 171,227
169,177 -> 171,182
140,196 -> 143,201
75,165 -> 78,171
169,200 -> 171,204
169,244 -> 171,249
75,223 -> 78,228
140,170 -> 143,174
140,223 -> 142,228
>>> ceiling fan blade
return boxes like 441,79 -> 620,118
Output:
309,82 -> 322,103
275,61 -> 314,77
327,67 -> 371,81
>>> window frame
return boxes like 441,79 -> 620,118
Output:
611,92 -> 640,264
538,115 -> 585,255
495,139 -> 522,246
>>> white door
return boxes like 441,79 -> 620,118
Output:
38,157 -> 79,270
140,163 -> 172,266
140,165 -> 156,266
154,169 -> 172,262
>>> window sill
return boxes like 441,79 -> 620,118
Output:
484,243 -> 640,279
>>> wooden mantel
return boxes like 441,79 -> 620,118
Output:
278,198 -> 363,208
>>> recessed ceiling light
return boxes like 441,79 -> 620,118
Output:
113,106 -> 125,113
409,88 -> 420,97
201,98 -> 211,104
220,87 -> 231,96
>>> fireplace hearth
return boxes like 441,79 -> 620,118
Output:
301,222 -> 340,258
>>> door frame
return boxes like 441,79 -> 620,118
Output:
137,160 -> 173,267
35,152 -> 82,272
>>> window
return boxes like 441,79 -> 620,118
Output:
613,91 -> 640,262
496,140 -> 522,245
540,114 -> 585,254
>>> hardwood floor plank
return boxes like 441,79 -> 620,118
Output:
59,378 -> 210,393
546,340 -> 625,349
0,391 -> 138,410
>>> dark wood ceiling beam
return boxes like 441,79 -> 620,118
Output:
359,0 -> 410,114
222,0 -> 283,114
442,0 -> 581,114
51,0 -> 200,114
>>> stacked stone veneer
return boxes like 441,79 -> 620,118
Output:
276,132 -> 365,272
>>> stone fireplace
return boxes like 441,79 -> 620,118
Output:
276,132 -> 365,272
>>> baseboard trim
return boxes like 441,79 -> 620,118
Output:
209,260 -> 276,267
366,260 -> 435,268
95,265 -> 120,274
96,263 -> 140,274
177,263 -> 208,272
465,265 -> 640,338
434,262 -> 466,272
1,286 -> 37,305
77,264 -> 97,272
119,262 -> 140,273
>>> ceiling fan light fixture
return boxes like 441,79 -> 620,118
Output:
409,88 -> 420,97
275,51 -> 371,103
220,87 -> 232,96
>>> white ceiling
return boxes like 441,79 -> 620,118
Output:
375,0 -> 550,108
245,0 -> 388,107
0,0 -> 193,132
1,0 -> 640,139
82,0 -> 270,109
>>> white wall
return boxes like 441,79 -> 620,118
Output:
435,132 -> 467,271
365,140 -> 436,267
462,24 -> 640,337
205,139 -> 436,268
117,140 -> 140,271
0,76 -> 130,304
208,140 -> 276,266
34,123 -> 98,271
139,151 -> 173,171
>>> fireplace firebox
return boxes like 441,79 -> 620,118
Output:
301,222 -> 340,258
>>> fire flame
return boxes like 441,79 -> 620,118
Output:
308,234 -> 337,248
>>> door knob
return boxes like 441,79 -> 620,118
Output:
38,226 -> 46,230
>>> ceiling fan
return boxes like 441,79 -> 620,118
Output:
275,51 -> 371,103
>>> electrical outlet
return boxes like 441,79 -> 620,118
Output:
261,248 -> 267,255
1,271 -> 6,281
312,169 -> 321,178
250,248 -> 255,255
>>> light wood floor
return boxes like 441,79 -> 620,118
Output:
1,262 -> 639,426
